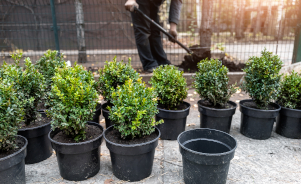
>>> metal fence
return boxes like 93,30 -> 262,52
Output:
1,0 -> 301,69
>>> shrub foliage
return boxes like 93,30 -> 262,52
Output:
278,71 -> 301,109
149,65 -> 188,110
193,58 -> 236,107
0,53 -> 45,126
47,64 -> 98,142
242,49 -> 282,109
0,79 -> 24,152
97,57 -> 139,103
35,50 -> 65,92
108,79 -> 163,139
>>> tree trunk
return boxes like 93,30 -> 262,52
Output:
275,1 -> 284,40
217,0 -> 222,37
196,0 -> 201,29
263,3 -> 272,36
253,0 -> 262,38
278,6 -> 286,40
231,0 -> 237,37
75,0 -> 87,63
235,0 -> 245,39
199,0 -> 213,51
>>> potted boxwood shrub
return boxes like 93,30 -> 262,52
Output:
149,65 -> 190,140
36,50 -> 102,123
97,57 -> 139,127
104,79 -> 163,182
240,49 -> 282,140
276,71 -> 301,139
35,50 -> 65,110
193,58 -> 237,133
0,79 -> 27,184
47,64 -> 103,181
1,54 -> 52,164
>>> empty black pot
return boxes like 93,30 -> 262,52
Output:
49,122 -> 104,181
18,111 -> 52,164
156,102 -> 190,140
102,103 -> 114,128
90,103 -> 102,123
178,128 -> 237,184
0,135 -> 28,184
240,99 -> 281,140
276,106 -> 301,139
198,100 -> 237,133
104,126 -> 160,182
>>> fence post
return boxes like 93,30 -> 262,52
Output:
50,0 -> 60,53
292,24 -> 301,63
292,0 -> 301,63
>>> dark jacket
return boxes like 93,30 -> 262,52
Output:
150,0 -> 182,24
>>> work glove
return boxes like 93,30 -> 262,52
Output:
169,22 -> 178,42
125,0 -> 139,12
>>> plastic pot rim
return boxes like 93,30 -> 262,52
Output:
94,103 -> 102,112
239,99 -> 281,112
157,101 -> 191,113
18,122 -> 51,132
104,125 -> 161,148
48,121 -> 104,146
279,105 -> 301,112
197,100 -> 237,112
101,102 -> 110,113
177,128 -> 237,157
0,135 -> 28,162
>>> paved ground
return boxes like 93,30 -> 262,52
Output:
26,89 -> 301,184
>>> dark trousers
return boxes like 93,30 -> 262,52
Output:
131,0 -> 171,71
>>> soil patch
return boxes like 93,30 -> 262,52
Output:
177,45 -> 245,73
106,129 -> 158,145
242,101 -> 277,110
0,137 -> 25,159
158,102 -> 189,111
20,116 -> 51,129
198,100 -> 235,109
52,124 -> 102,143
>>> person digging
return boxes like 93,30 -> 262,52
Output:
125,0 -> 182,73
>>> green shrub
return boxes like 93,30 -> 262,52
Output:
46,64 -> 98,142
97,57 -> 139,103
0,79 -> 25,152
277,71 -> 301,109
0,54 -> 45,126
35,50 -> 65,92
108,79 -> 163,139
242,49 -> 283,109
149,65 -> 188,109
193,58 -> 236,107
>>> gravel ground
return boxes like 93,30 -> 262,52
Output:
25,89 -> 301,184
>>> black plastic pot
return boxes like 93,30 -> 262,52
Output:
198,100 -> 237,133
276,106 -> 301,139
102,103 -> 114,128
90,103 -> 102,123
104,125 -> 160,182
0,135 -> 28,184
178,128 -> 237,184
48,122 -> 104,181
18,111 -> 52,164
156,102 -> 190,140
240,99 -> 281,140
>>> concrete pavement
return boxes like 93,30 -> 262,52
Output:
25,89 -> 301,184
